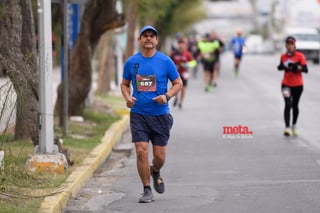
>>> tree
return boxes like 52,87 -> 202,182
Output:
137,0 -> 205,50
124,0 -> 138,61
55,0 -> 125,117
0,0 -> 39,145
155,0 -> 205,49
95,33 -> 114,94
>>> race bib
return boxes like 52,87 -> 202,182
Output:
282,87 -> 291,98
136,74 -> 156,92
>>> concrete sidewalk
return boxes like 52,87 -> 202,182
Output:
39,114 -> 130,213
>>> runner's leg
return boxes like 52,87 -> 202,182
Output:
135,142 -> 151,187
291,86 -> 303,126
152,145 -> 166,172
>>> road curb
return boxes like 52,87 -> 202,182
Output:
39,114 -> 130,213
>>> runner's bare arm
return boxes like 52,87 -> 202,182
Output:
166,76 -> 183,99
120,79 -> 136,108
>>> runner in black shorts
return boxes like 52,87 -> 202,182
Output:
197,33 -> 220,92
210,31 -> 225,87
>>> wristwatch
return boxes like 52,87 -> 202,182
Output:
165,93 -> 171,102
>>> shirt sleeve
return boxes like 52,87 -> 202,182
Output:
167,57 -> 180,81
122,61 -> 132,81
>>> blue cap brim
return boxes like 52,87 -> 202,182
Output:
140,25 -> 158,36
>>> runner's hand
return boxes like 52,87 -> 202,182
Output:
126,97 -> 136,108
152,95 -> 167,104
277,63 -> 285,71
288,62 -> 298,72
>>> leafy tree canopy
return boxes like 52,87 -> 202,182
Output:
123,0 -> 206,37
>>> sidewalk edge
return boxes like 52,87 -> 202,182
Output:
39,114 -> 130,213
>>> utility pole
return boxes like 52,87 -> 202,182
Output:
38,0 -> 55,154
26,0 -> 67,174
62,0 -> 69,137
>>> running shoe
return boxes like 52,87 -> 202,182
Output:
234,70 -> 239,78
292,126 -> 299,136
283,127 -> 292,136
139,187 -> 154,203
150,166 -> 165,194
205,85 -> 212,92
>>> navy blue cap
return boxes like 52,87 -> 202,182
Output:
139,25 -> 158,36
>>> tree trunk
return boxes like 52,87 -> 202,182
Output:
55,0 -> 125,117
124,0 -> 138,61
96,33 -> 113,94
0,0 -> 39,145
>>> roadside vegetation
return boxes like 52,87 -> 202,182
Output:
0,94 -> 125,213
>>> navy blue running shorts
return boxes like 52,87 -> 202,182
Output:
130,112 -> 174,146
234,55 -> 242,60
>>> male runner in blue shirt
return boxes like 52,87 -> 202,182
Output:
231,29 -> 246,77
121,25 -> 182,203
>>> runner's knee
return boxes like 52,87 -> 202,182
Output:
135,143 -> 148,160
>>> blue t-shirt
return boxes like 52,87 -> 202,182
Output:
231,36 -> 245,56
123,51 -> 179,116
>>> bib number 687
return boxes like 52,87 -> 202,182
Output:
140,81 -> 152,86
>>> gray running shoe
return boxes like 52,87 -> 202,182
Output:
139,188 -> 154,203
150,166 -> 165,194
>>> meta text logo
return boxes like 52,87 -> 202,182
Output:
222,125 -> 253,139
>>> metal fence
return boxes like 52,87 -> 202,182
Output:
0,77 -> 16,136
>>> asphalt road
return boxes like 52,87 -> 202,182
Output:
63,52 -> 320,213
